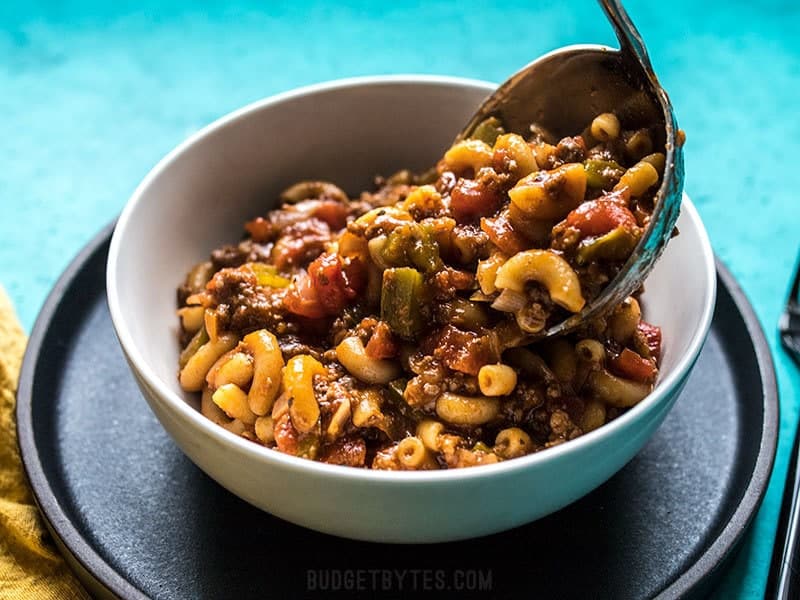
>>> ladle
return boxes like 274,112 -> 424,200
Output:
457,0 -> 684,339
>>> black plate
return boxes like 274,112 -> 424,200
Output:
17,226 -> 778,600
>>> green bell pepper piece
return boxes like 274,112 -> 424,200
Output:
584,159 -> 625,189
179,326 -> 209,369
296,433 -> 320,460
387,378 -> 408,403
576,226 -> 638,265
381,224 -> 442,274
470,116 -> 505,146
472,441 -> 493,454
252,263 -> 290,288
381,267 -> 425,339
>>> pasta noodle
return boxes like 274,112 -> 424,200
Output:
396,437 -> 433,469
589,112 -> 621,142
508,163 -> 587,219
243,329 -> 284,416
495,427 -> 532,459
443,139 -> 494,173
492,133 -> 538,180
212,383 -> 257,425
416,420 -> 444,452
588,369 -> 651,408
179,333 -> 238,392
283,355 -> 325,433
336,336 -> 401,384
478,364 -> 518,396
494,249 -> 586,314
435,393 -> 500,426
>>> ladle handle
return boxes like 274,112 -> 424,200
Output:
598,0 -> 655,75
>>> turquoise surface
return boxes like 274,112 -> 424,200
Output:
1,1 -> 798,597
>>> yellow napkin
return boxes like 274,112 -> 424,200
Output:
0,287 -> 89,599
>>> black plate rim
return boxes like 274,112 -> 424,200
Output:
16,223 -> 146,600
15,225 -> 779,600
654,260 -> 779,599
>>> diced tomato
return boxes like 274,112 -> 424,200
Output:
342,257 -> 367,298
422,325 -> 499,375
244,216 -> 272,242
248,201 -> 348,245
637,320 -> 662,362
450,178 -> 503,223
481,213 -> 528,255
309,253 -> 350,314
283,271 -> 326,319
294,199 -> 350,230
273,413 -> 299,455
285,253 -> 365,318
565,199 -> 637,236
610,348 -> 658,383
365,321 -> 399,359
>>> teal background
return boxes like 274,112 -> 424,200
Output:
1,1 -> 798,597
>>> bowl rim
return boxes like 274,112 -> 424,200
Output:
107,73 -> 717,483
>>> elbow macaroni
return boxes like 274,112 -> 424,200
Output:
178,306 -> 204,334
396,436 -> 434,470
614,160 -> 659,197
443,139 -> 494,173
436,393 -> 499,426
244,329 -> 284,416
588,369 -> 651,408
495,428 -> 532,459
493,133 -> 538,180
179,333 -> 239,392
212,383 -> 257,425
478,364 -> 517,396
283,355 -> 325,433
508,163 -> 587,219
336,336 -> 401,384
417,420 -> 444,452
494,249 -> 586,313
590,112 -> 621,142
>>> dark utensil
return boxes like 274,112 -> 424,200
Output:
457,0 -> 684,340
767,252 -> 800,598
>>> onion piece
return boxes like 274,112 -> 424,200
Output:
491,288 -> 527,312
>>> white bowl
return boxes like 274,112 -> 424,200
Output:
107,75 -> 716,543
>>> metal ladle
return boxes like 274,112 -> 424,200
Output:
457,0 -> 684,339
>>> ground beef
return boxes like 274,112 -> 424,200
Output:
435,170 -> 458,196
277,334 -> 324,361
319,436 -> 366,467
553,135 -> 587,166
360,183 -> 413,208
404,355 -> 447,409
210,239 -> 273,270
446,224 -> 489,264
428,268 -> 475,302
500,381 -> 545,426
206,266 -> 288,335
